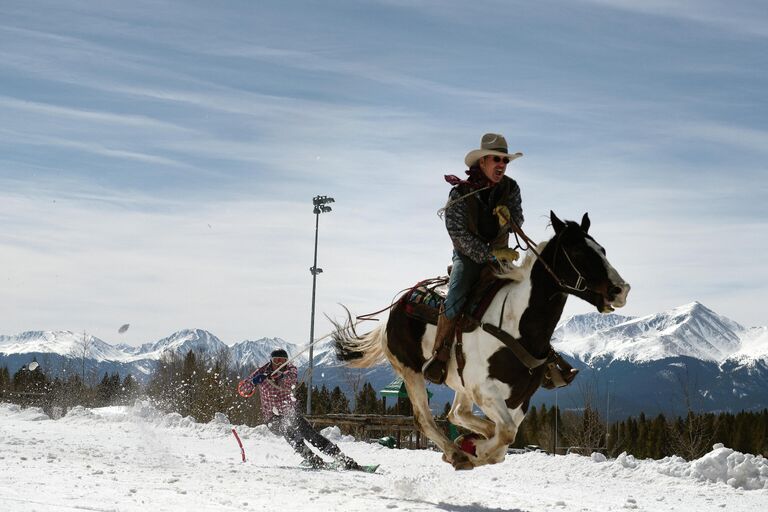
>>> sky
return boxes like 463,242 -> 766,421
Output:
1,401 -> 766,510
1,0 -> 766,348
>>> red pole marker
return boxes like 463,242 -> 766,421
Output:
232,428 -> 246,462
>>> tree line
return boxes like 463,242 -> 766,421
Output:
511,403 -> 768,459
0,360 -> 140,414
2,352 -> 767,459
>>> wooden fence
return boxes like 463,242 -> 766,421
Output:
305,413 -> 449,449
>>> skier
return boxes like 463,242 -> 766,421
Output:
246,348 -> 363,470
422,133 -> 526,385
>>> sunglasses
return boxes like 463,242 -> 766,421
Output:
491,155 -> 510,164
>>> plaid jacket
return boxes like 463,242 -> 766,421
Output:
254,361 -> 299,421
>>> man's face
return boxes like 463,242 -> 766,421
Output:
271,356 -> 287,368
479,155 -> 509,184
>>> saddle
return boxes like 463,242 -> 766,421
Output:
402,265 -> 505,332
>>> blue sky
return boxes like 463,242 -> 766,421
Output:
1,0 -> 766,348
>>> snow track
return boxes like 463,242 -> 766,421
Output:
1,401 -> 765,511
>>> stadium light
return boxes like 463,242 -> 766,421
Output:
307,195 -> 334,415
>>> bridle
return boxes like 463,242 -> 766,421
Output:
509,221 -> 589,294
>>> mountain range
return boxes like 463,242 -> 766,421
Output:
1,302 -> 766,418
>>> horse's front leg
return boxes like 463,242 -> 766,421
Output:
448,392 -> 495,439
399,368 -> 474,470
472,397 -> 527,466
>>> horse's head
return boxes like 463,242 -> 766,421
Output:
548,211 -> 630,313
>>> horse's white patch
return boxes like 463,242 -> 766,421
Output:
585,238 -> 629,307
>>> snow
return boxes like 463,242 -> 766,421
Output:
731,327 -> 768,361
1,402 -> 766,511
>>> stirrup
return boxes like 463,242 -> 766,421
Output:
422,350 -> 448,384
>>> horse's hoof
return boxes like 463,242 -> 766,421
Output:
450,451 -> 474,470
452,458 -> 475,470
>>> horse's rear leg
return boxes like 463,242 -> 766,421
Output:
400,369 -> 473,470
448,392 -> 495,440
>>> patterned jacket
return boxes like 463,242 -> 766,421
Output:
444,174 -> 523,264
254,361 -> 299,421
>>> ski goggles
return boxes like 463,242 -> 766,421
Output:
271,356 -> 288,366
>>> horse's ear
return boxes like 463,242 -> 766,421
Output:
581,213 -> 591,233
550,210 -> 566,234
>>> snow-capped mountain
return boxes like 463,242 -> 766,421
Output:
553,312 -> 634,341
552,302 -> 751,364
539,302 -> 768,417
0,330 -> 128,362
0,329 -> 295,382
229,337 -> 308,369
129,329 -> 228,361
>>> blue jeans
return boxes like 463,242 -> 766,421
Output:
444,250 -> 483,320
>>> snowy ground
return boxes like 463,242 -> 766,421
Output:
1,402 -> 766,511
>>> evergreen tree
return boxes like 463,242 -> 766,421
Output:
294,382 -> 308,413
0,366 -> 10,392
120,374 -> 140,404
607,422 -> 619,456
329,386 -> 350,414
354,382 -> 379,414
647,414 -> 667,459
636,413 -> 648,458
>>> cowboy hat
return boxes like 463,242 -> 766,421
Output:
464,133 -> 523,167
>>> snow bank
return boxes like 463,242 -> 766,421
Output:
0,403 -> 49,421
654,444 -> 768,490
609,444 -> 768,491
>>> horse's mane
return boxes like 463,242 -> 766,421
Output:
493,241 -> 548,281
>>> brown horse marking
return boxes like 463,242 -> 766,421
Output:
385,301 -> 428,373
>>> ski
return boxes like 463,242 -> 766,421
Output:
300,460 -> 380,473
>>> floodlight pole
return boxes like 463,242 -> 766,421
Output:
307,195 -> 334,415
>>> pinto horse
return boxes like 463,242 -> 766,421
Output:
333,212 -> 630,469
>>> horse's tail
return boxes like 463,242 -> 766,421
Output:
331,308 -> 388,368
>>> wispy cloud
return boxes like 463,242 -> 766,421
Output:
578,0 -> 768,38
0,96 -> 190,131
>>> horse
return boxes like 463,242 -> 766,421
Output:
332,211 -> 630,469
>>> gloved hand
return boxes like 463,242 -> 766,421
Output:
269,370 -> 284,381
492,247 -> 520,264
251,373 -> 267,385
493,205 -> 511,227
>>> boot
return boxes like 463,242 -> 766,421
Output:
422,313 -> 458,384
335,454 -> 361,471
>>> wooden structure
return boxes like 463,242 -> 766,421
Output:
306,378 -> 444,449
305,413 -> 447,449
